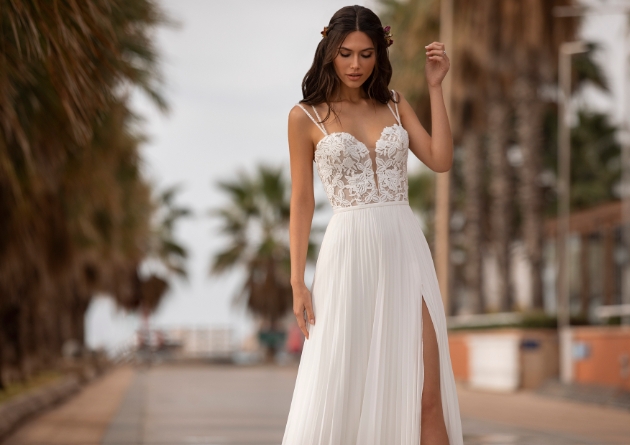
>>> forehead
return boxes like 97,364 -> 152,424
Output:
339,31 -> 374,50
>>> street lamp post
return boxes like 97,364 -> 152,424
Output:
620,15 -> 630,326
557,41 -> 587,384
553,5 -> 630,385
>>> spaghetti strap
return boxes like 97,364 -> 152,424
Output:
387,89 -> 401,125
296,104 -> 328,136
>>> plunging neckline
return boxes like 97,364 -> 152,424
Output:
315,123 -> 407,180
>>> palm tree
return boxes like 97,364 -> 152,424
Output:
380,0 -> 608,315
509,3 -> 612,311
379,0 -> 440,128
487,96 -> 514,312
0,0 -> 168,389
566,111 -> 620,210
380,0 -> 490,313
148,186 -> 192,278
210,164 -> 320,359
138,185 -> 191,313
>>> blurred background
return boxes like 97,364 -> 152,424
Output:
1,0 -> 630,444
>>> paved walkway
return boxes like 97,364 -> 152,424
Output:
101,365 -> 296,445
2,366 -> 135,445
3,364 -> 630,445
458,384 -> 630,444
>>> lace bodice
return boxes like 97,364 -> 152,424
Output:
297,91 -> 410,210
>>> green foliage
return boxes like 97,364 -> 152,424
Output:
0,370 -> 63,404
0,0 -> 170,387
378,0 -> 440,124
211,164 -> 320,328
407,167 -> 435,237
542,110 -> 622,215
149,185 -> 191,278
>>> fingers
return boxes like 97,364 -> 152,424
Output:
425,41 -> 445,51
425,42 -> 448,61
294,305 -> 309,339
293,287 -> 315,340
304,298 -> 315,327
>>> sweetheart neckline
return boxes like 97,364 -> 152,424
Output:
315,123 -> 407,151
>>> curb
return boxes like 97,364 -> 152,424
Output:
0,376 -> 81,441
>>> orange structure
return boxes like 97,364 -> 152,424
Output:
572,326 -> 630,391
448,332 -> 469,382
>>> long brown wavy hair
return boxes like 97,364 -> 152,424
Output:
300,5 -> 395,123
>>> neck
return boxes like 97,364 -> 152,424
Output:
335,83 -> 366,103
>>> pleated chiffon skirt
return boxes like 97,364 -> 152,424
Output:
282,201 -> 464,445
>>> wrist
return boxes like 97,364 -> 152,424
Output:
428,83 -> 443,91
291,278 -> 306,288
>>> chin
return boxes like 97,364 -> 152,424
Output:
341,79 -> 366,89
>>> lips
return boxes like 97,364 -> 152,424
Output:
347,73 -> 362,81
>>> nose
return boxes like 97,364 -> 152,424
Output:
350,53 -> 360,70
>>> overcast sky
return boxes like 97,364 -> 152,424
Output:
85,0 -> 627,352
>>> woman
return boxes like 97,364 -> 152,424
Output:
283,5 -> 463,445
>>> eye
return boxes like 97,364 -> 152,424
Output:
361,52 -> 374,59
339,52 -> 351,58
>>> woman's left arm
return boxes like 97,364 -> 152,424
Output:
397,41 -> 452,173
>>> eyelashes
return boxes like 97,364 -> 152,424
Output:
339,53 -> 374,59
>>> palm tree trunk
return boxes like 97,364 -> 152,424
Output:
70,289 -> 88,346
0,313 -> 6,391
488,97 -> 514,312
514,75 -> 544,310
579,233 -> 590,317
17,299 -> 31,382
462,131 -> 485,313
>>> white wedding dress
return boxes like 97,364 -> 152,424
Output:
282,91 -> 463,445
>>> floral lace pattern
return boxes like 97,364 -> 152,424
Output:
314,124 -> 409,210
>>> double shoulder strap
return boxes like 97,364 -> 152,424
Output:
296,89 -> 401,136
296,103 -> 328,136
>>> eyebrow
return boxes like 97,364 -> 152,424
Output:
339,46 -> 375,52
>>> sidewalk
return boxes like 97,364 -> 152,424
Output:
3,365 -> 630,445
2,366 -> 135,445
458,383 -> 630,444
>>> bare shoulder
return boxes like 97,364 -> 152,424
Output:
288,104 -> 315,148
289,104 -> 311,127
390,89 -> 411,108
390,90 -> 415,120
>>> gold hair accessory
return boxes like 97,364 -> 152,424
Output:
321,26 -> 329,38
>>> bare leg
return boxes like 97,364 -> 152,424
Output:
420,297 -> 450,445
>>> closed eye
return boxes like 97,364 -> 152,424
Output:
339,52 -> 374,58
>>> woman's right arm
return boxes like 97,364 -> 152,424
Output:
288,105 -> 316,339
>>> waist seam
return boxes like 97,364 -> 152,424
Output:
332,200 -> 409,214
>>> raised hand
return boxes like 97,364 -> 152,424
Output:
425,41 -> 450,88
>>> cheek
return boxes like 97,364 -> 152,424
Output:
333,55 -> 348,73
364,56 -> 376,73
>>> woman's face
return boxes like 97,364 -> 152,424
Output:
333,31 -> 376,90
